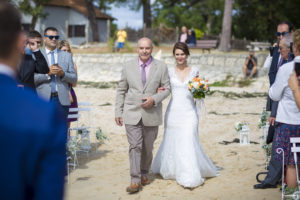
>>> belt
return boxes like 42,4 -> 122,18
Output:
51,92 -> 58,97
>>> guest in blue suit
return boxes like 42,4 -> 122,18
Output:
0,2 -> 67,200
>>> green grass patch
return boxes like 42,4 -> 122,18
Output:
237,79 -> 255,87
208,90 -> 267,99
78,81 -> 118,89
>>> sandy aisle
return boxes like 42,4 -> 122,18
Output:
65,84 -> 280,200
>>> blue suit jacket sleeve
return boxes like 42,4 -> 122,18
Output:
33,109 -> 67,200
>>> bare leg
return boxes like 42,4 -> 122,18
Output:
243,65 -> 247,78
286,165 -> 298,188
249,66 -> 257,78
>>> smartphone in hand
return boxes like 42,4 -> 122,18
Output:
295,62 -> 300,76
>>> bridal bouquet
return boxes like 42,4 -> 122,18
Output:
188,76 -> 210,119
188,76 -> 210,99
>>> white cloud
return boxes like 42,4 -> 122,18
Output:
108,4 -> 143,30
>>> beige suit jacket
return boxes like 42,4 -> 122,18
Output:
115,58 -> 170,126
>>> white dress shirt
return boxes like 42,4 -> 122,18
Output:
45,47 -> 58,91
269,56 -> 300,125
45,47 -> 58,65
263,54 -> 282,70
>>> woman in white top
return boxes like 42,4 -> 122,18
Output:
269,29 -> 300,188
289,71 -> 300,110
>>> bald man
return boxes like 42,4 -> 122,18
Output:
115,37 -> 170,193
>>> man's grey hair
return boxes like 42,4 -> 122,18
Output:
282,33 -> 293,48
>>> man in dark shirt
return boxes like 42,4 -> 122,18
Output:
18,30 -> 49,90
243,50 -> 257,78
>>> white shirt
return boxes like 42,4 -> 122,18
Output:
45,47 -> 58,65
45,47 -> 58,91
263,54 -> 282,70
269,56 -> 300,125
0,63 -> 15,79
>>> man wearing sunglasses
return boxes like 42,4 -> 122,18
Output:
18,30 -> 49,90
34,27 -> 77,120
254,21 -> 294,190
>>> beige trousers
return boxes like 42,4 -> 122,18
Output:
125,120 -> 158,184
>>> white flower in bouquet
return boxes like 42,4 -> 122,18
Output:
188,76 -> 210,99
192,82 -> 200,89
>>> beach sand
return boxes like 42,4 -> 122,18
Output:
65,79 -> 281,200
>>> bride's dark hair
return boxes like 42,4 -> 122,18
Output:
173,42 -> 190,56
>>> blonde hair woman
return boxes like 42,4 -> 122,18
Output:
58,40 -> 78,128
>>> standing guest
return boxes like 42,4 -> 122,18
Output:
289,71 -> 300,109
269,34 -> 294,127
34,27 -> 77,120
178,26 -> 190,44
58,40 -> 78,128
187,29 -> 196,47
268,21 -> 294,84
243,50 -> 257,78
254,21 -> 294,190
18,30 -> 49,90
0,2 -> 67,200
117,28 -> 127,51
269,29 -> 300,188
115,37 -> 170,193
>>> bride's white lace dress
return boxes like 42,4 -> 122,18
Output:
151,66 -> 218,188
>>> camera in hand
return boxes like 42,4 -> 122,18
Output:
295,62 -> 300,76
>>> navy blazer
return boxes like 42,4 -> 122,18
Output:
268,47 -> 280,86
0,74 -> 67,200
18,51 -> 49,90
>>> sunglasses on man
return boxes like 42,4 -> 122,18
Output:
276,31 -> 290,37
45,35 -> 60,40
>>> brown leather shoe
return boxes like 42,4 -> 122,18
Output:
141,176 -> 150,186
126,183 -> 142,193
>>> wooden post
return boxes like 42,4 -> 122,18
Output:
65,20 -> 69,40
175,26 -> 179,43
86,21 -> 89,44
107,20 -> 110,42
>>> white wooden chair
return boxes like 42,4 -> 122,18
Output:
277,137 -> 300,200
67,102 -> 92,163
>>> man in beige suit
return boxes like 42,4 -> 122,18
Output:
115,37 -> 170,193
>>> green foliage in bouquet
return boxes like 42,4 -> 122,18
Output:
235,121 -> 248,132
95,128 -> 109,144
67,136 -> 80,156
262,142 -> 272,157
258,109 -> 270,129
188,77 -> 210,99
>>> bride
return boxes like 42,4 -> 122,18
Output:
151,42 -> 218,188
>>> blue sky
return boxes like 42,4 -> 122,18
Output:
107,4 -> 143,30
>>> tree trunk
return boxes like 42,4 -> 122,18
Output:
206,15 -> 212,35
30,15 -> 38,31
84,0 -> 99,42
142,0 -> 151,28
218,0 -> 232,52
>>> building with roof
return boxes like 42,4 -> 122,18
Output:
20,0 -> 114,45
